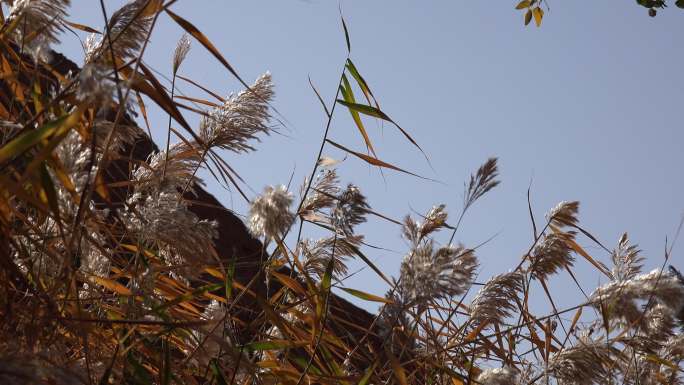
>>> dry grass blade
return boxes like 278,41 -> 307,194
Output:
165,8 -> 252,91
336,99 -> 431,166
325,139 -> 431,180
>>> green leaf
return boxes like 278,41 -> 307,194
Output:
291,356 -> 322,375
357,362 -> 377,385
242,340 -> 292,352
524,9 -> 533,25
341,288 -> 392,303
209,359 -> 229,385
337,99 -> 389,121
322,254 -> 334,293
318,345 -> 342,376
225,253 -> 236,300
39,163 -> 61,223
0,109 -> 81,165
316,253 -> 335,319
340,74 -> 377,157
346,59 -> 377,107
340,10 -> 351,53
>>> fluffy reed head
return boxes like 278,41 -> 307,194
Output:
248,185 -> 294,240
200,72 -> 274,153
300,235 -> 362,278
464,157 -> 499,210
470,271 -> 523,325
610,233 -> 643,282
86,0 -> 157,63
299,168 -> 340,216
6,0 -> 71,60
399,242 -> 478,306
476,367 -> 519,385
590,268 -> 684,323
546,200 -> 580,228
172,33 -> 191,74
332,183 -> 369,236
402,204 -> 449,246
529,232 -> 575,280
548,337 -> 615,385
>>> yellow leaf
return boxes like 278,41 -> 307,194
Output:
91,276 -> 132,296
385,345 -> 409,385
120,244 -> 157,259
564,237 -> 612,278
515,0 -> 531,9
533,7 -> 544,27
271,271 -> 306,296
340,287 -> 392,303
465,320 -> 488,342
569,306 -> 583,333
64,20 -> 101,34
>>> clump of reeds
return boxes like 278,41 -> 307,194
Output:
0,2 -> 682,385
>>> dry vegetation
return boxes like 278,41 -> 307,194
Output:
0,1 -> 683,384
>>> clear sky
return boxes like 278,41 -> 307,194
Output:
58,1 -> 684,312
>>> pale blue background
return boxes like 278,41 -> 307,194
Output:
57,1 -> 683,313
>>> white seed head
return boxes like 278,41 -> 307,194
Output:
399,242 -> 477,305
476,367 -> 518,385
470,271 -> 523,325
76,63 -> 114,105
122,191 -> 218,266
299,235 -> 362,278
248,185 -> 294,240
610,233 -> 643,282
590,269 -> 684,324
8,0 -> 70,61
419,204 -> 448,238
530,232 -> 575,280
332,184 -> 368,236
200,72 -> 274,153
548,337 -> 614,385
132,142 -> 201,196
191,300 -> 231,368
300,168 -> 340,215
172,33 -> 191,73
545,200 -> 580,228
88,0 -> 154,63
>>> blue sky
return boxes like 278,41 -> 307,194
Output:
58,1 -> 683,312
